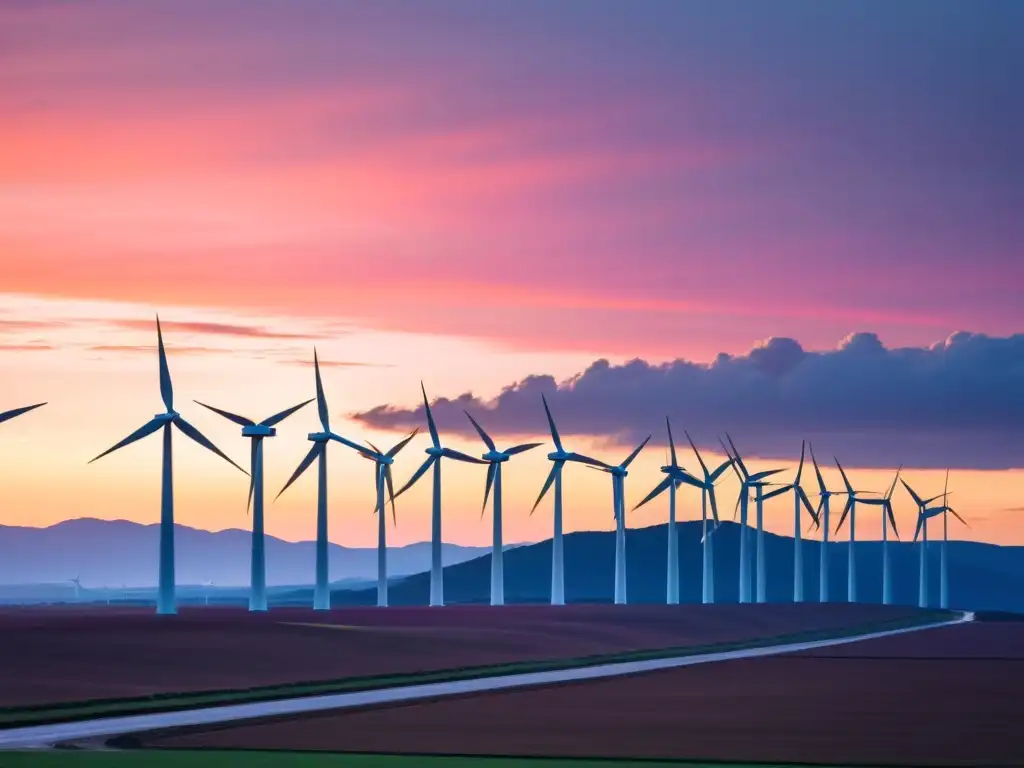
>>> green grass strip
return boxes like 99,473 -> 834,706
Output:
0,611 -> 951,730
0,749 -> 870,768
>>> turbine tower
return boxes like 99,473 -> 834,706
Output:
809,444 -> 845,603
354,431 -> 419,608
633,418 -> 703,605
531,394 -> 607,606
683,431 -> 732,604
833,459 -> 878,604
915,470 -> 968,609
90,316 -> 247,616
195,397 -> 313,612
276,349 -> 375,611
902,477 -> 947,608
760,441 -> 818,602
465,411 -> 540,606
858,467 -> 901,605
392,383 -> 487,607
590,436 -> 651,605
719,435 -> 784,604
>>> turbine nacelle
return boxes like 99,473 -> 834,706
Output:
242,424 -> 276,438
154,411 -> 178,423
424,445 -> 445,458
482,450 -> 510,463
307,431 -> 332,443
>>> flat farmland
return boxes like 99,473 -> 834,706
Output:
142,619 -> 1022,767
0,602 -> 927,708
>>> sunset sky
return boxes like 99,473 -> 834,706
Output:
1,0 -> 1022,551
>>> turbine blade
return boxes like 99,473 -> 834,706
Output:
506,442 -> 542,455
749,468 -> 784,482
622,435 -> 651,468
541,393 -> 563,452
0,402 -> 46,426
275,442 -> 323,501
684,429 -> 709,478
809,443 -> 828,496
665,416 -> 678,466
885,465 -> 902,500
798,487 -> 819,527
89,418 -> 164,463
794,439 -> 806,484
673,469 -> 706,490
464,410 -> 496,451
481,462 -> 496,518
710,458 -> 734,483
633,475 -> 672,511
886,501 -> 900,539
441,447 -> 487,464
761,484 -> 792,501
173,416 -> 248,474
707,486 -> 722,526
246,438 -> 258,515
901,478 -> 925,508
156,315 -> 173,412
386,428 -> 419,458
565,451 -> 607,468
194,400 -> 253,428
725,433 -> 748,478
913,512 -> 924,543
943,467 -> 949,504
394,456 -> 435,499
386,465 -> 397,526
328,432 -> 375,456
313,348 -> 330,431
421,382 -> 441,449
261,398 -> 314,427
950,507 -> 970,528
531,460 -> 564,515
834,458 -> 855,495
835,497 -> 853,533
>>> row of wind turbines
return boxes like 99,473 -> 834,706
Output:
0,318 -> 968,615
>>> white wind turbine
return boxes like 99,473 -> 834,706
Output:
915,470 -> 967,609
589,436 -> 651,605
352,431 -> 419,608
392,383 -> 487,607
759,441 -> 819,602
858,467 -> 902,605
833,459 -> 880,604
682,431 -> 732,604
530,394 -> 608,606
901,477 -> 949,608
276,349 -> 375,611
69,575 -> 82,602
633,418 -> 704,605
89,316 -> 247,616
808,444 -> 846,603
719,435 -> 785,604
195,396 -> 313,612
465,410 -> 541,606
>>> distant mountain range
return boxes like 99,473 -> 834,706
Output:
310,521 -> 1024,613
0,518 -> 498,587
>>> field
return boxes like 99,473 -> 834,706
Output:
137,618 -> 1022,767
0,602 -> 928,710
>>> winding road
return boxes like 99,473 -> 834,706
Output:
0,611 -> 973,749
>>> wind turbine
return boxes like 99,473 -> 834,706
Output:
902,477 -> 948,608
633,418 -> 704,605
915,470 -> 968,609
683,431 -> 732,604
465,411 -> 541,606
858,467 -> 902,604
392,383 -> 487,607
194,397 -> 313,612
590,436 -> 650,605
760,441 -> 819,602
530,394 -> 608,606
719,435 -> 784,604
69,575 -> 82,602
276,349 -> 375,611
89,316 -> 247,616
203,580 -> 214,606
808,444 -> 845,603
352,431 -> 419,608
833,459 -> 879,604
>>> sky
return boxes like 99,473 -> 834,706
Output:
1,0 -> 1023,553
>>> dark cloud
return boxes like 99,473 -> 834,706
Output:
352,331 -> 1024,470
104,319 -> 315,340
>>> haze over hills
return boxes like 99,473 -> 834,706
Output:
0,518 -> 498,587
317,522 -> 1024,613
